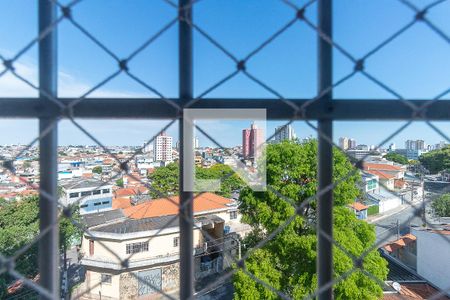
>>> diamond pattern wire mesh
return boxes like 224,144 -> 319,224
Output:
0,0 -> 449,299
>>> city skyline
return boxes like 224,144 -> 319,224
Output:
0,119 -> 447,149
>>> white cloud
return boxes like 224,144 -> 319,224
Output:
0,60 -> 147,98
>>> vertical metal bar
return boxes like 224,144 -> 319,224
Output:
38,1 -> 59,299
317,0 -> 333,299
179,0 -> 194,299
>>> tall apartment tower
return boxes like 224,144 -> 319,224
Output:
243,123 -> 264,161
274,124 -> 296,143
339,137 -> 349,150
349,138 -> 357,149
154,131 -> 173,162
405,139 -> 425,151
194,136 -> 199,149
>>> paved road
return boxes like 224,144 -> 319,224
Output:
373,187 -> 446,245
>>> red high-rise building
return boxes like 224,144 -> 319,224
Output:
242,123 -> 264,161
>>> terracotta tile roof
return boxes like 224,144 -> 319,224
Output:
383,234 -> 416,253
112,197 -> 133,210
349,202 -> 368,211
114,186 -> 148,197
364,163 -> 404,171
384,283 -> 450,299
394,179 -> 407,189
366,170 -> 396,180
18,190 -> 38,196
123,192 -> 233,219
103,158 -> 114,165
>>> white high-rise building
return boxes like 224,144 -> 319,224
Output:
154,132 -> 173,162
194,136 -> 199,149
142,142 -> 152,153
274,125 -> 296,143
349,138 -> 357,149
405,139 -> 425,151
339,137 -> 349,150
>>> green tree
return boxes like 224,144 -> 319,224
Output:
234,140 -> 388,300
419,146 -> 450,173
0,196 -> 82,296
383,152 -> 408,165
116,178 -> 124,188
92,166 -> 103,174
431,193 -> 450,218
148,163 -> 180,197
148,163 -> 245,198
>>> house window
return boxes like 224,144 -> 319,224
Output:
69,192 -> 79,198
81,191 -> 91,197
93,202 -> 101,206
173,237 -> 179,247
126,241 -> 149,254
102,189 -> 110,194
101,274 -> 111,284
80,204 -> 88,208
102,201 -> 110,205
93,190 -> 101,195
230,211 -> 238,220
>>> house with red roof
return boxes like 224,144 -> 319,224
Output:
364,163 -> 405,180
349,202 -> 369,220
79,192 -> 246,299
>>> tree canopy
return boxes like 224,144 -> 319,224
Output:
92,166 -> 103,174
383,152 -> 408,165
0,196 -> 82,297
419,146 -> 450,173
116,178 -> 124,188
148,163 -> 245,198
233,140 -> 388,300
431,193 -> 450,218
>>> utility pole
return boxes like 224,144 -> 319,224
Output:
421,170 -> 426,227
396,219 -> 400,240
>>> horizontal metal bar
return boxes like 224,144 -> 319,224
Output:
0,98 -> 449,120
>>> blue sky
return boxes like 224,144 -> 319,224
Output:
0,0 -> 449,147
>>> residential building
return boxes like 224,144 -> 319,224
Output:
395,148 -> 427,160
60,178 -> 113,215
194,136 -> 199,149
365,170 -> 395,190
364,163 -> 405,180
142,142 -> 152,154
78,193 -> 246,299
383,233 -> 417,269
356,144 -> 369,150
388,143 -> 396,152
242,123 -> 264,162
274,124 -> 296,143
366,187 -> 402,213
411,227 -> 450,295
362,172 -> 379,193
380,251 -> 448,300
405,139 -> 425,151
339,137 -> 349,150
441,170 -> 450,182
154,132 -> 173,163
346,149 -> 371,160
349,202 -> 368,220
349,138 -> 356,149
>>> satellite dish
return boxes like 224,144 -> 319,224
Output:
392,282 -> 401,292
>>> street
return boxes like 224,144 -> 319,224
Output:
373,182 -> 448,245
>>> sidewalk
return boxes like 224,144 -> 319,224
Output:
367,203 -> 410,223
367,196 -> 424,224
